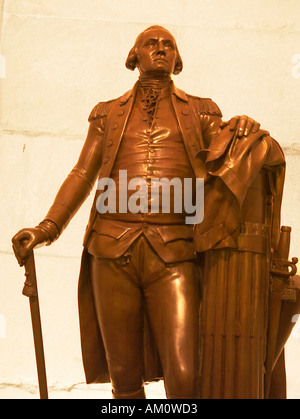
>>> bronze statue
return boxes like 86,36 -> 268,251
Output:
12,25 -> 298,399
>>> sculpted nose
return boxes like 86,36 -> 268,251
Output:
156,48 -> 166,56
156,41 -> 166,55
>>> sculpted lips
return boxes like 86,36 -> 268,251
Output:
153,58 -> 168,66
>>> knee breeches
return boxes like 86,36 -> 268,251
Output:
90,236 -> 201,399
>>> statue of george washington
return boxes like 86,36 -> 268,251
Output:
12,25 -> 298,399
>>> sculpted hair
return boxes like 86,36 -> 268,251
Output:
125,25 -> 183,75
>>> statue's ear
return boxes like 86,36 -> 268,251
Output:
125,47 -> 138,71
173,55 -> 183,75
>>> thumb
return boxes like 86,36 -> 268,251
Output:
219,120 -> 229,129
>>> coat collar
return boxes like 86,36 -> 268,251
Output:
171,83 -> 188,102
119,80 -> 188,105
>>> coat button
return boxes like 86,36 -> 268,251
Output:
107,139 -> 113,147
117,110 -> 124,116
182,108 -> 189,115
111,122 -> 118,130
103,156 -> 109,164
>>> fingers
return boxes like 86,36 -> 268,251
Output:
11,229 -> 34,264
236,116 -> 248,138
252,121 -> 260,133
239,115 -> 260,137
243,117 -> 254,137
12,230 -> 27,256
232,115 -> 261,137
229,117 -> 238,131
12,244 -> 24,267
221,116 -> 261,137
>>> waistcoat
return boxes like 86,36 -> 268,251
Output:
100,86 -> 195,224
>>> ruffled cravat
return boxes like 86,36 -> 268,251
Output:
138,75 -> 172,130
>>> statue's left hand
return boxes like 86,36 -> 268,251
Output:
220,115 -> 260,138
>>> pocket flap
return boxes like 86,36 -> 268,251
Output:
92,219 -> 132,240
156,225 -> 193,244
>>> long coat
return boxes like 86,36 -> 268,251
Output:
78,81 -> 225,383
44,81 -> 223,384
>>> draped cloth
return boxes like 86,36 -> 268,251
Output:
195,126 -> 287,399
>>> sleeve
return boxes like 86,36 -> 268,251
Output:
41,102 -> 109,240
194,97 -> 223,148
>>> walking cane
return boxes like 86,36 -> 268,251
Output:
16,249 -> 49,399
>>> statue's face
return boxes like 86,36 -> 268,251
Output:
136,28 -> 177,77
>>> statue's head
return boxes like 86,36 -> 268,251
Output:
125,25 -> 183,77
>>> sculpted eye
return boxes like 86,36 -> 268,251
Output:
164,42 -> 174,49
146,41 -> 156,48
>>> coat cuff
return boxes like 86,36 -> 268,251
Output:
37,219 -> 60,245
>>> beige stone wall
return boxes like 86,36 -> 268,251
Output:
0,0 -> 299,398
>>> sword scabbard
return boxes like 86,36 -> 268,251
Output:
265,226 -> 298,398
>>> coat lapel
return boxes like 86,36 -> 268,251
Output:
98,81 -> 138,179
170,83 -> 207,179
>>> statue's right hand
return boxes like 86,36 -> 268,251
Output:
12,227 -> 49,266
